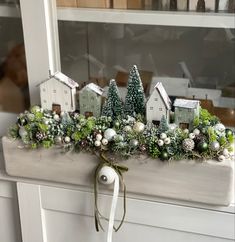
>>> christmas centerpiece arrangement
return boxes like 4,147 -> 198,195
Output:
2,65 -> 234,242
8,65 -> 234,162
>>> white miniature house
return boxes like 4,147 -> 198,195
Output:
39,71 -> 79,112
79,83 -> 104,117
146,82 -> 172,124
174,98 -> 200,130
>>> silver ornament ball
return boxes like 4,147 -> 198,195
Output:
130,139 -> 139,148
210,141 -> 220,151
104,128 -> 116,141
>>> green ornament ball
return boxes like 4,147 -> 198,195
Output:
114,121 -> 120,128
160,151 -> 169,161
197,141 -> 208,152
225,129 -> 233,137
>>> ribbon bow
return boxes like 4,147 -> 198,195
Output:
94,152 -> 128,239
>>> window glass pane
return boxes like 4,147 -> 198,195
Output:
57,4 -> 235,127
0,1 -> 29,113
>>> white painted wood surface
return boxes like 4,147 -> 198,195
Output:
16,182 -> 235,242
0,180 -> 22,242
2,137 -> 234,206
57,8 -> 235,29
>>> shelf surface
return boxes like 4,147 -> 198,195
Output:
57,8 -> 235,29
0,4 -> 20,18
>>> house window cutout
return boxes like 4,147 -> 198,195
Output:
179,123 -> 189,129
53,90 -> 56,93
150,107 -> 153,110
159,108 -> 163,111
154,98 -> 158,101
64,90 -> 68,94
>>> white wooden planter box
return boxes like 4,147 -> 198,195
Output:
2,137 -> 234,206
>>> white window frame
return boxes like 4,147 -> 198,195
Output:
0,0 -> 60,136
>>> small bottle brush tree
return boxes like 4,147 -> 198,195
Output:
102,79 -> 123,119
158,115 -> 169,134
124,65 -> 145,117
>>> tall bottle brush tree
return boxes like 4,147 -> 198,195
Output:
124,65 -> 145,117
102,79 -> 123,119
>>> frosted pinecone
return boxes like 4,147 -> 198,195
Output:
194,134 -> 207,145
182,138 -> 195,151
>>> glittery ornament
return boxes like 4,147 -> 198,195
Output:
35,132 -> 44,141
193,129 -> 200,135
102,138 -> 108,146
157,139 -> 164,146
182,138 -> 195,151
214,123 -> 225,133
95,140 -> 101,147
64,136 -> 71,143
164,137 -> 171,145
114,134 -> 124,142
130,139 -> 139,148
189,133 -> 195,140
133,122 -> 145,133
197,141 -> 208,152
210,141 -> 220,151
194,133 -> 207,145
96,134 -> 102,141
104,128 -> 116,141
123,125 -> 132,132
218,155 -> 225,162
160,133 -> 167,140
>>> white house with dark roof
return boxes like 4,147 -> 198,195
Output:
146,82 -> 172,124
39,71 -> 78,112
174,98 -> 200,130
79,83 -> 104,117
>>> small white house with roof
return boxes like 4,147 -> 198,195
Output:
174,98 -> 200,130
146,82 -> 172,124
79,83 -> 104,117
39,71 -> 79,112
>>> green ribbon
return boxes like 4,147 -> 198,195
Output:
94,152 -> 128,233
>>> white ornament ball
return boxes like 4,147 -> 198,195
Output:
218,155 -> 226,162
183,129 -> 189,134
210,141 -> 220,151
96,134 -> 102,141
19,127 -> 27,138
130,139 -> 139,147
189,133 -> 195,140
158,139 -> 164,146
123,125 -> 132,132
214,123 -> 226,133
160,133 -> 167,140
95,140 -> 101,147
98,166 -> 116,185
104,128 -> 116,141
222,148 -> 229,157
53,114 -> 60,121
133,122 -> 145,133
164,137 -> 171,145
193,129 -> 200,135
102,138 -> 108,146
64,136 -> 71,143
